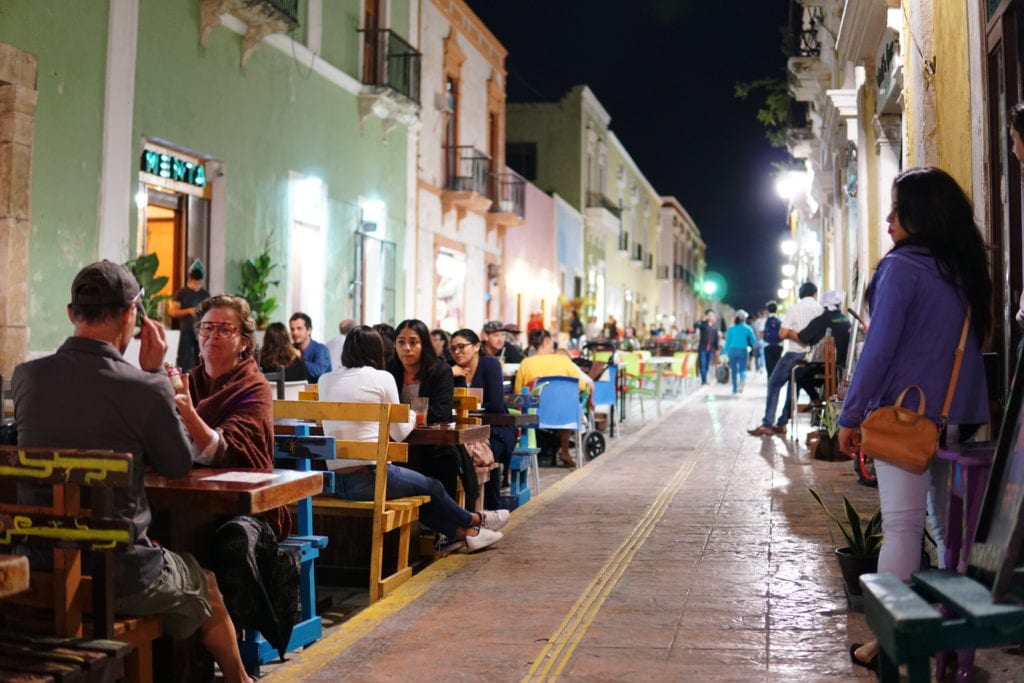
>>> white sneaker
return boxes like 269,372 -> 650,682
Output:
480,509 -> 510,531
464,527 -> 503,552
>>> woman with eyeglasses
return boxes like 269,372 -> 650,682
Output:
319,326 -> 506,552
173,295 -> 287,538
450,328 -> 516,509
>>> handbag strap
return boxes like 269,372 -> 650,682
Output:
940,310 -> 972,425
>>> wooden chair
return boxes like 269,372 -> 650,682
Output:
273,400 -> 427,603
0,446 -> 161,682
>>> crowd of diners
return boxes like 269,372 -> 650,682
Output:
8,262 -> 591,680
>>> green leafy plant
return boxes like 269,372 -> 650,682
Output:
734,77 -> 793,147
809,488 -> 882,558
124,252 -> 170,318
238,239 -> 280,329
820,402 -> 840,439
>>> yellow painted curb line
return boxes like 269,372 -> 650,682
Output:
265,390 -> 702,680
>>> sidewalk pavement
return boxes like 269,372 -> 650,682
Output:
263,370 -> 1024,681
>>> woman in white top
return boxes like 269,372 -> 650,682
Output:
317,326 -> 507,551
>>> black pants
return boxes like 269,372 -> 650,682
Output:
483,437 -> 511,510
764,345 -> 783,378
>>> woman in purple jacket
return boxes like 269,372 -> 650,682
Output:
839,167 -> 992,670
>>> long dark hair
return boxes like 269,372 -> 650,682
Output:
890,167 -> 992,343
342,325 -> 385,370
394,319 -> 438,381
259,322 -> 300,368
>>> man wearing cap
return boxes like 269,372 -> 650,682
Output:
289,312 -> 332,382
482,320 -> 524,364
12,261 -> 253,683
326,318 -> 357,371
168,263 -> 211,371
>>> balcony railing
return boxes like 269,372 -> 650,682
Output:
261,0 -> 299,23
490,171 -> 525,218
618,231 -> 629,254
632,243 -> 643,263
657,264 -> 669,280
644,253 -> 653,270
444,146 -> 491,196
359,28 -> 421,104
586,192 -> 623,219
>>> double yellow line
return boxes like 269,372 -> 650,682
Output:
521,455 -> 699,681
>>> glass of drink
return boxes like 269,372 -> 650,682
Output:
411,397 -> 429,426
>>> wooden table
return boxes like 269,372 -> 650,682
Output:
145,468 -> 323,516
0,553 -> 29,599
470,411 -> 539,428
404,424 -> 490,446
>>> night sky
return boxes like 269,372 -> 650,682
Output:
465,0 -> 794,312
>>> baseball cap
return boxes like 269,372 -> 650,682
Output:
71,260 -> 141,306
503,323 -> 522,334
821,290 -> 843,308
482,320 -> 504,333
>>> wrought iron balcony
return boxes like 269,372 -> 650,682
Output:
444,146 -> 490,196
359,28 -> 421,104
618,230 -> 629,254
784,2 -> 822,58
586,192 -> 623,219
632,243 -> 643,263
490,171 -> 525,218
258,0 -> 298,23
657,264 -> 670,280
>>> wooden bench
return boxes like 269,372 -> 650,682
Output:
0,446 -> 161,682
860,363 -> 1024,681
273,400 -> 428,603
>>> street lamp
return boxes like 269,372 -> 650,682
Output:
781,263 -> 796,277
702,280 -> 718,297
780,278 -> 795,291
780,239 -> 798,257
777,287 -> 790,300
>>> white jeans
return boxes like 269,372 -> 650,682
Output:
876,456 -> 952,580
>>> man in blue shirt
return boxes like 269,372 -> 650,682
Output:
289,312 -> 331,382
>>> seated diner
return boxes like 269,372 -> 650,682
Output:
514,328 -> 592,469
259,321 -> 309,382
175,295 -> 289,538
10,261 -> 254,683
317,326 -> 507,551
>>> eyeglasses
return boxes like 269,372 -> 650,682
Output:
198,322 -> 240,339
396,338 -> 421,348
450,342 -> 474,354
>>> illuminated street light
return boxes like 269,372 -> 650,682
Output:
781,264 -> 796,277
780,239 -> 798,256
777,288 -> 790,300
702,280 -> 718,297
780,278 -> 795,290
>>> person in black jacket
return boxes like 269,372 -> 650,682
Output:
388,319 -> 476,506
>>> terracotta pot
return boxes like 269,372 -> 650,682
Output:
835,547 -> 878,596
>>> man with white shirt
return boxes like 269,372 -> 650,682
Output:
748,282 -> 823,436
326,318 -> 356,370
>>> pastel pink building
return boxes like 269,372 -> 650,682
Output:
501,181 -> 558,332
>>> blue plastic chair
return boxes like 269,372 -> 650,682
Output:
591,364 -> 617,438
534,375 -> 584,467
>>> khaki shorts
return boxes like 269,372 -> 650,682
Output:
114,549 -> 212,639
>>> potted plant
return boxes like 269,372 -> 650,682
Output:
123,252 -> 170,318
811,401 -> 846,462
809,488 -> 881,603
238,239 -> 280,330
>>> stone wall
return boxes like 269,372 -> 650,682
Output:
0,43 -> 36,378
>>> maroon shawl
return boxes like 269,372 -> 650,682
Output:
189,356 -> 290,538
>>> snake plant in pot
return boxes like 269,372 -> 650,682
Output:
809,488 -> 882,600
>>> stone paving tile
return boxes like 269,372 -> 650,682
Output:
261,374 -> 1024,681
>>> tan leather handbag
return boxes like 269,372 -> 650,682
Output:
859,313 -> 970,475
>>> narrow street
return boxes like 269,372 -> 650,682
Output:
263,375 -> 1024,681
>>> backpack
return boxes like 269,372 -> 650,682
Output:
763,315 -> 782,345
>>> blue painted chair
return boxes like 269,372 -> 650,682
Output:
534,375 -> 585,468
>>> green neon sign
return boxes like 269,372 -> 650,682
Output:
141,150 -> 206,188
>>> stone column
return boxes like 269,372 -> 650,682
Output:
874,113 -> 902,261
0,44 -> 37,379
